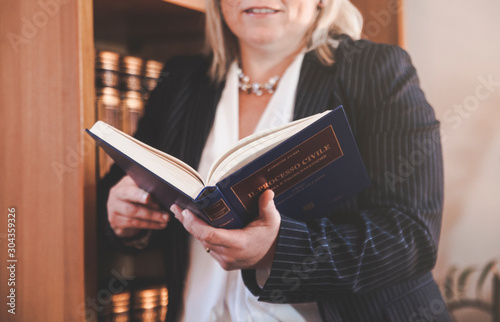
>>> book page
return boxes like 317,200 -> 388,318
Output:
207,112 -> 328,186
91,122 -> 205,198
90,110 -> 329,198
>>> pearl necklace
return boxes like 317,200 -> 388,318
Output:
237,69 -> 280,96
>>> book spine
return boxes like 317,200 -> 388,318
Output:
194,186 -> 248,229
120,56 -> 144,136
95,51 -> 121,178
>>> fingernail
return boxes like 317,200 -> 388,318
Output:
162,214 -> 169,222
170,205 -> 179,217
182,209 -> 189,218
142,190 -> 149,203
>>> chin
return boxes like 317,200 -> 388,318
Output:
241,29 -> 284,47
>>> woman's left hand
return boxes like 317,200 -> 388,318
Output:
170,189 -> 281,270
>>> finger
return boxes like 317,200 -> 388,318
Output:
198,242 -> 241,271
259,189 -> 275,211
169,204 -> 183,220
115,202 -> 170,224
111,212 -> 168,231
115,183 -> 158,208
200,241 -> 224,254
200,247 -> 226,268
170,206 -> 213,240
119,176 -> 160,208
170,205 -> 232,247
256,190 -> 280,225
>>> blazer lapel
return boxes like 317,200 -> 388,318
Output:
158,75 -> 224,170
181,81 -> 224,169
293,52 -> 339,120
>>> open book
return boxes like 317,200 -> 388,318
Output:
87,106 -> 370,229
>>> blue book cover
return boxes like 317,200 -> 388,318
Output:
86,106 -> 370,229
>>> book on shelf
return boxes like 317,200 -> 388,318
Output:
86,105 -> 370,229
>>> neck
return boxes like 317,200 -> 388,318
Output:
238,42 -> 306,83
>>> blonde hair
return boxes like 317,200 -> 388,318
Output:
205,0 -> 363,82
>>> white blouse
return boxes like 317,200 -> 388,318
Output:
180,53 -> 322,322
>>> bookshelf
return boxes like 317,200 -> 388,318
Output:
0,0 -> 402,320
0,0 -> 95,321
94,0 -> 205,61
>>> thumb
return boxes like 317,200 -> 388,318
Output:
257,190 -> 280,225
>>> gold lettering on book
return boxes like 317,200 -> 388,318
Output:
231,126 -> 343,212
203,199 -> 230,221
302,201 -> 315,212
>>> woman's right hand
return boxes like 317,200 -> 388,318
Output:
107,176 -> 171,239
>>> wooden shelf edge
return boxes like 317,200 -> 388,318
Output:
397,0 -> 406,48
79,0 -> 98,320
162,0 -> 205,12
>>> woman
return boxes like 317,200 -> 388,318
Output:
99,0 -> 451,321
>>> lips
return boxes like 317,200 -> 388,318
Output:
244,7 -> 280,14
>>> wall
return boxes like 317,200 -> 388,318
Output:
404,0 -> 500,320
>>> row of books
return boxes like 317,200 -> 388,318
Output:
95,50 -> 164,178
99,285 -> 168,322
94,53 -> 169,322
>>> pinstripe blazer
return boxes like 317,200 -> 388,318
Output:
98,36 -> 451,321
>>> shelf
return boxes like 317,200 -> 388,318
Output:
162,0 -> 205,12
94,0 -> 205,60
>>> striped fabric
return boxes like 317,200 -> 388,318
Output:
97,36 -> 450,321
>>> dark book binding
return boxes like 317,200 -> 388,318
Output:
87,106 -> 370,229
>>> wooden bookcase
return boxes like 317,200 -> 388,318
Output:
93,1 -> 206,313
0,0 -> 95,321
0,0 -> 402,320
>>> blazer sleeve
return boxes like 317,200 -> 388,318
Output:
243,44 -> 444,303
